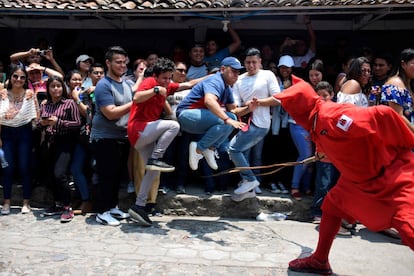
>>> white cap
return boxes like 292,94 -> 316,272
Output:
278,55 -> 294,68
76,54 -> 94,65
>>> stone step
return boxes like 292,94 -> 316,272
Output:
2,184 -> 313,221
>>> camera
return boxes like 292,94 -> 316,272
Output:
38,46 -> 52,56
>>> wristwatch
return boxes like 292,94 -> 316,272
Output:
76,99 -> 82,105
154,86 -> 160,94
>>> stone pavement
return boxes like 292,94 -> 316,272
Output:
0,206 -> 413,275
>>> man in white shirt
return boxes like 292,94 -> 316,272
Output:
228,48 -> 281,200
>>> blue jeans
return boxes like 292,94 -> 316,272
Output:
245,136 -> 265,183
311,161 -> 340,216
70,141 -> 91,201
289,123 -> 313,190
229,124 -> 269,182
1,123 -> 33,200
178,109 -> 236,151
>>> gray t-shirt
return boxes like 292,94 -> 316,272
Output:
91,76 -> 132,140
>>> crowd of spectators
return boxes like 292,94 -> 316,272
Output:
1,19 -> 413,229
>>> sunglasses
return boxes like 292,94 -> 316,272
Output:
176,68 -> 186,73
12,74 -> 26,80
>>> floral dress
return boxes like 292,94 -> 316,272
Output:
380,84 -> 413,123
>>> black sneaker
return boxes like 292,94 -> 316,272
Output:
42,205 -> 65,216
128,204 -> 153,226
145,158 -> 175,172
145,203 -> 163,217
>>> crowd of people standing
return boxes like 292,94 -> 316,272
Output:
1,21 -> 413,232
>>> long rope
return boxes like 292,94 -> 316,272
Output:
203,156 -> 317,178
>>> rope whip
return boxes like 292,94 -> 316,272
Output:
202,156 -> 317,178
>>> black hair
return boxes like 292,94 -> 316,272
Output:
315,81 -> 333,94
6,64 -> 29,90
152,57 -> 175,77
46,75 -> 68,101
105,46 -> 127,61
89,62 -> 105,73
64,69 -> 82,85
347,57 -> 370,81
396,48 -> 414,94
245,47 -> 261,58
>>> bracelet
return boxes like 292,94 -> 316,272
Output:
223,117 -> 230,123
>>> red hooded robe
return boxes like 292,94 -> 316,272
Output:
275,80 -> 414,248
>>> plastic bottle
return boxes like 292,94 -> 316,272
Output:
0,148 -> 9,168
256,212 -> 287,221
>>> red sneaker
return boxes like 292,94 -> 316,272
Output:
288,255 -> 332,275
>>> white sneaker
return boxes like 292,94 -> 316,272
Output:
189,141 -> 203,170
202,149 -> 218,170
127,181 -> 135,194
231,190 -> 256,202
278,182 -> 289,194
270,183 -> 281,194
96,211 -> 121,226
234,179 -> 259,195
109,207 -> 130,219
255,186 -> 262,194
21,205 -> 31,214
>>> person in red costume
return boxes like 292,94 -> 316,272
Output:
274,79 -> 414,275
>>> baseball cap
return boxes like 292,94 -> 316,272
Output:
221,57 -> 244,70
278,55 -> 294,68
76,54 -> 94,65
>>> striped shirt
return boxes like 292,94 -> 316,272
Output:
0,90 -> 38,127
39,98 -> 81,136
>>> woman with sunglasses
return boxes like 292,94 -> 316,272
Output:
0,65 -> 38,215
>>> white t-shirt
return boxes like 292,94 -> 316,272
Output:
232,69 -> 280,129
293,48 -> 316,69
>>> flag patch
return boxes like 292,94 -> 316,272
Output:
336,114 -> 353,131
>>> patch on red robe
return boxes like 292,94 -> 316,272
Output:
336,114 -> 353,132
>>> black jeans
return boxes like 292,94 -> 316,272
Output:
40,134 -> 77,206
91,138 -> 130,213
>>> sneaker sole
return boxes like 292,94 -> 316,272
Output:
289,267 -> 332,275
60,218 -> 74,223
96,216 -> 121,226
234,181 -> 259,195
42,212 -> 63,217
231,192 -> 256,202
128,208 -> 152,227
110,213 -> 130,220
145,165 -> 175,172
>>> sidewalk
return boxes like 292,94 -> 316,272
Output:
0,210 -> 413,275
10,182 -> 314,221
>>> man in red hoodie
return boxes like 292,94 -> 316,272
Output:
274,80 -> 414,275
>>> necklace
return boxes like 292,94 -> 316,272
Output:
8,91 -> 25,110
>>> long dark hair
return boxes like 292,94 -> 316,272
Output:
346,56 -> 371,94
395,48 -> 414,94
46,75 -> 68,101
6,65 -> 29,90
